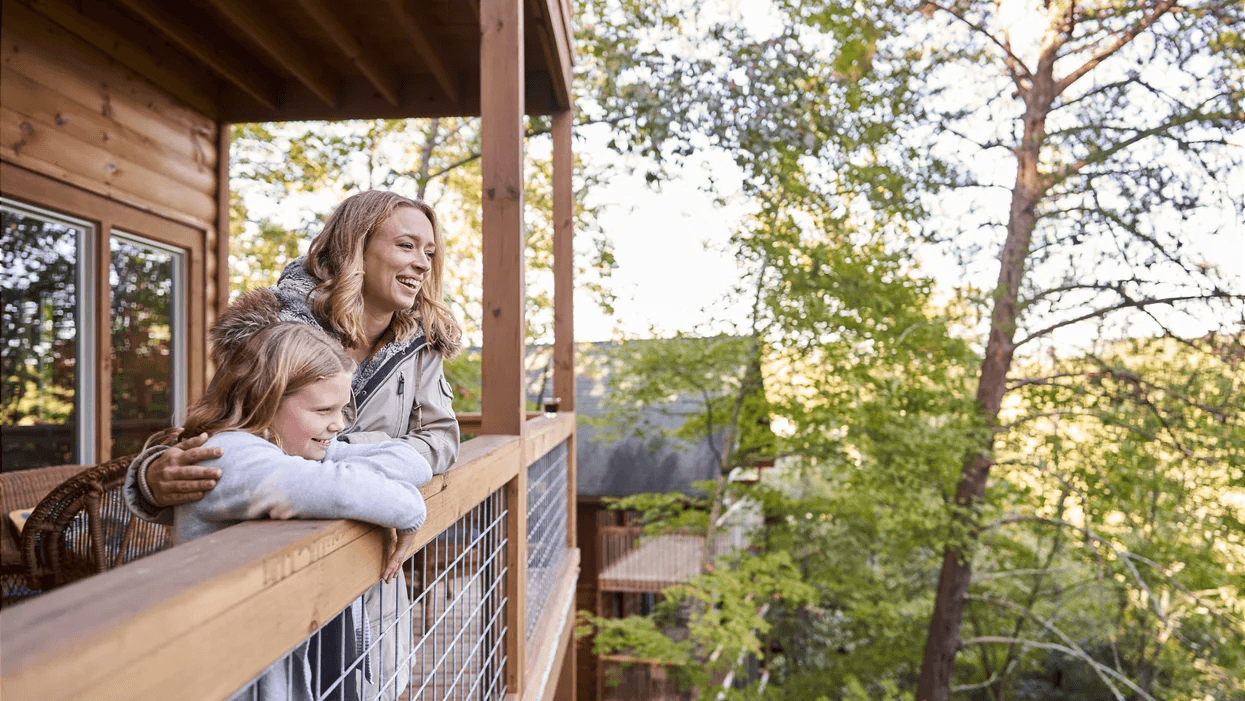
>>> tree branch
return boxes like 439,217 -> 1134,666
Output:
1015,294 -> 1236,347
1055,0 -> 1179,96
960,636 -> 1152,701
926,1 -> 1032,92
969,595 -> 1142,699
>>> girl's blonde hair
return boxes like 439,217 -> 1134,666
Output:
306,190 -> 461,356
165,323 -> 354,448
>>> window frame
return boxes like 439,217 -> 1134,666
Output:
1,164 -> 207,463
0,197 -> 98,463
110,230 -> 189,431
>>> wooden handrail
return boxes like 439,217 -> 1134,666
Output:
523,411 -> 574,464
456,411 -> 544,434
0,433 -> 524,701
0,413 -> 577,701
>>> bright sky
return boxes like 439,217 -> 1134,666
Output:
572,141 -> 753,341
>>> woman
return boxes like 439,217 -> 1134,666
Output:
122,190 -> 461,701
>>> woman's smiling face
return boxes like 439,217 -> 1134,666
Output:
361,206 -> 435,316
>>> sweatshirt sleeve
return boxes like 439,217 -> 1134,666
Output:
190,434 -> 432,532
123,445 -> 173,526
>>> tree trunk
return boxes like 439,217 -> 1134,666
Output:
416,118 -> 441,200
915,45 -> 1059,701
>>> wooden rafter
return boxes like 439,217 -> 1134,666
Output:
202,0 -> 337,108
112,0 -> 278,109
541,0 -> 573,108
524,0 -> 572,110
377,0 -> 459,104
289,0 -> 400,107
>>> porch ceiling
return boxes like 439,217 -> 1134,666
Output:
18,0 -> 573,122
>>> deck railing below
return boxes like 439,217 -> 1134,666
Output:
0,413 -> 579,701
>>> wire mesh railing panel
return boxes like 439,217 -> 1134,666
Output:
525,440 -> 569,639
229,488 -> 510,701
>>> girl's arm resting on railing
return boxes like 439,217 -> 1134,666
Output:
187,433 -> 432,533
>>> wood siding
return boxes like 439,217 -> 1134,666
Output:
1,1 -> 220,253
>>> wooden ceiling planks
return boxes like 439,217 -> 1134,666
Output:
289,0 -> 401,107
200,0 -> 339,107
112,0 -> 281,109
377,0 -> 460,104
9,0 -> 572,122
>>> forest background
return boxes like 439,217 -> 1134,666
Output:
228,1 -> 1244,699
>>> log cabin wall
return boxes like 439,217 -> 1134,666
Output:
1,0 -> 222,465
1,2 -> 221,236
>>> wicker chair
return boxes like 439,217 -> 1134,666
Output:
21,454 -> 172,592
1,463 -> 95,606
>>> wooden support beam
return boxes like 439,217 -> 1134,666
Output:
480,0 -> 526,438
215,123 -> 231,324
202,0 -> 337,108
378,0 -> 460,104
290,0 -> 401,107
506,468 -> 529,696
111,0 -> 279,109
551,108 -> 575,412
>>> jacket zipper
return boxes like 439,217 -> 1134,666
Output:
396,373 -> 406,435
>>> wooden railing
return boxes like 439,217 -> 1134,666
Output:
0,413 -> 579,701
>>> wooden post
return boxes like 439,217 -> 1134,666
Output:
479,0 -> 526,439
551,107 -> 575,414
505,468 -> 528,695
481,0 -> 527,693
215,122 -> 231,323
552,105 -> 577,701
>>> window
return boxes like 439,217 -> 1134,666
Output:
109,233 -> 185,458
1,195 -> 193,471
1,201 -> 95,470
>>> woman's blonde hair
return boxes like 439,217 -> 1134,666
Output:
306,190 -> 461,356
164,323 -> 354,448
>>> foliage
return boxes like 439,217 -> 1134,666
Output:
605,489 -> 709,534
579,0 -> 1244,698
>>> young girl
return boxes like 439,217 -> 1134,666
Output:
161,321 -> 431,700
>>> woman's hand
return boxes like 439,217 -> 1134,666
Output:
148,433 -> 224,506
382,528 -> 416,583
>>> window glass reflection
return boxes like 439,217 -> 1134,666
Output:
1,206 -> 83,471
110,235 -> 181,458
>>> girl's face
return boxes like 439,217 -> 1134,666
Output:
361,207 -> 435,316
270,372 -> 352,460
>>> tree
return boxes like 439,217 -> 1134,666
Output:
578,0 -> 1244,697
